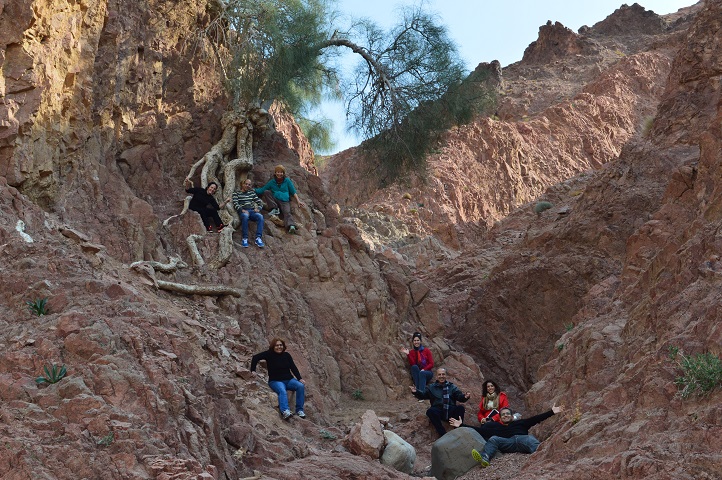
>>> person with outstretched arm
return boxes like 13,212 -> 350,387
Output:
449,404 -> 564,468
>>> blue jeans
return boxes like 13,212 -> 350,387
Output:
482,434 -> 541,461
238,210 -> 264,239
268,379 -> 305,413
410,365 -> 433,392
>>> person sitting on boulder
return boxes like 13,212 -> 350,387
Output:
411,367 -> 470,438
184,178 -> 229,232
401,332 -> 434,397
255,165 -> 305,234
250,337 -> 307,420
477,379 -> 509,424
230,178 -> 265,248
449,404 -> 564,468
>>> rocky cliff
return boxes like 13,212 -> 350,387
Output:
1,0 -> 720,479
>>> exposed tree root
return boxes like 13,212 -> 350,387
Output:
155,279 -> 242,297
162,196 -> 192,227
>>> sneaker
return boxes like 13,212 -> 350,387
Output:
269,208 -> 280,216
255,237 -> 265,248
281,409 -> 293,420
288,225 -> 296,234
296,410 -> 306,419
471,449 -> 489,467
241,238 -> 249,248
207,226 -> 213,233
217,223 -> 226,232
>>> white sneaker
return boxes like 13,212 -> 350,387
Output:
296,410 -> 306,418
281,409 -> 293,420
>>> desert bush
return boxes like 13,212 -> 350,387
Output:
674,350 -> 722,398
36,364 -> 67,385
533,201 -> 553,214
27,298 -> 49,316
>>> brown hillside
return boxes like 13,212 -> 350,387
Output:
0,1 -> 719,479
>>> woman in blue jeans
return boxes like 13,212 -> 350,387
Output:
401,332 -> 434,394
250,338 -> 306,419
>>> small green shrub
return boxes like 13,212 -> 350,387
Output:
27,298 -> 50,316
97,432 -> 114,447
557,343 -> 564,352
36,364 -> 67,385
668,345 -> 679,360
641,115 -> 655,138
319,429 -> 337,440
565,323 -> 575,332
533,201 -> 553,214
351,389 -> 364,400
674,350 -> 722,398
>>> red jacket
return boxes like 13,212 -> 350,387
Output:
406,347 -> 434,371
477,392 -> 509,423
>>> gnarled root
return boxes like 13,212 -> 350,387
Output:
155,279 -> 242,297
186,234 -> 206,267
163,197 -> 192,227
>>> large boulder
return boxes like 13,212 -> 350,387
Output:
345,410 -> 384,459
430,427 -> 485,480
380,430 -> 416,474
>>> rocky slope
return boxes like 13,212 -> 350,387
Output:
1,0 -> 720,479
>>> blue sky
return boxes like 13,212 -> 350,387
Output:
317,0 -> 696,154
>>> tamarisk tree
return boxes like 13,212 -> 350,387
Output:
179,0 -> 492,267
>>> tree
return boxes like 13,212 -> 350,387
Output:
179,0 -> 493,267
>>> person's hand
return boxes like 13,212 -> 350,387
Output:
254,207 -> 260,212
480,417 -> 487,424
449,417 -> 463,428
400,347 -> 409,355
409,385 -> 417,394
241,209 -> 248,214
552,404 -> 564,414
300,379 -> 306,385
184,177 -> 192,186
464,392 -> 471,399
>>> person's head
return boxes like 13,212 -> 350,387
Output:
482,380 -> 501,397
411,332 -> 422,348
269,337 -> 286,353
274,165 -> 286,181
206,182 -> 218,195
435,368 -> 447,383
241,178 -> 253,191
499,407 -> 514,424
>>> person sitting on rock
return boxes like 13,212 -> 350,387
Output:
184,178 -> 229,232
477,379 -> 509,424
411,367 -> 470,438
255,165 -> 305,234
250,337 -> 307,420
401,332 -> 434,397
230,178 -> 265,248
449,404 -> 564,468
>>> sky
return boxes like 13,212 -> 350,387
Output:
317,0 -> 697,154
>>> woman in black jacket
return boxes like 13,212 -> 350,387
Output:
250,338 -> 307,419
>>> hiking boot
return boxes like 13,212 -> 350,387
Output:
296,410 -> 306,419
288,225 -> 297,234
241,238 -> 249,248
471,449 -> 489,467
281,409 -> 293,420
255,237 -> 265,248
269,208 -> 280,216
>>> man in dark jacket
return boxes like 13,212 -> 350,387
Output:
449,404 -> 564,467
411,367 -> 471,437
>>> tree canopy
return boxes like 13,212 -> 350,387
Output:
199,0 -> 495,172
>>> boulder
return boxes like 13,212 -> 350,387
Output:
380,430 -> 415,474
345,410 -> 384,459
430,427 -> 485,480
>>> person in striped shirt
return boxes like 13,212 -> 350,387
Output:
230,178 -> 265,248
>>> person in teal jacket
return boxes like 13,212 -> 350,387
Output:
255,164 -> 305,234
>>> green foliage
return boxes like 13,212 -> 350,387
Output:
641,115 -> 655,138
533,201 -> 553,214
557,343 -> 564,352
97,432 -> 114,447
351,388 -> 364,400
319,429 -> 337,440
668,345 -> 679,360
565,323 -> 575,332
27,298 -> 49,316
36,364 -> 67,385
297,116 -> 336,153
674,350 -> 722,398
